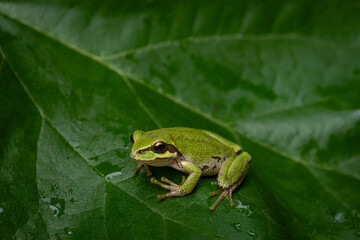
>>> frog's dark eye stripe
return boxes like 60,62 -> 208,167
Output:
152,141 -> 167,153
130,133 -> 135,143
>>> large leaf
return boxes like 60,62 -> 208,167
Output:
1,1 -> 359,239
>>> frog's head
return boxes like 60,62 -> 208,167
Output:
130,130 -> 179,166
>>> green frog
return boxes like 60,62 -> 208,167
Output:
130,127 -> 251,210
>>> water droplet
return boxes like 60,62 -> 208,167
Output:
231,223 -> 241,232
106,171 -> 124,179
235,200 -> 253,216
247,230 -> 257,239
0,207 -> 3,213
49,205 -> 60,217
43,197 -> 65,217
64,227 -> 73,235
334,212 -> 346,223
215,234 -> 224,238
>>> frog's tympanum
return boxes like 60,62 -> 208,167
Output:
130,127 -> 252,210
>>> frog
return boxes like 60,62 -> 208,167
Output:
129,127 -> 252,210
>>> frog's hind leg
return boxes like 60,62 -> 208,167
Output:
210,152 -> 251,211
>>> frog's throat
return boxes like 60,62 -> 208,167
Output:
134,157 -> 175,167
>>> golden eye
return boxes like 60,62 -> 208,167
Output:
152,141 -> 167,153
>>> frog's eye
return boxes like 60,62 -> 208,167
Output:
152,141 -> 167,153
130,133 -> 135,143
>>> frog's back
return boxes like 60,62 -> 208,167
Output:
155,127 -> 240,165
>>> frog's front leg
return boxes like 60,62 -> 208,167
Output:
132,162 -> 152,176
210,152 -> 252,211
150,161 -> 201,199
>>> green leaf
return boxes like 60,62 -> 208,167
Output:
1,1 -> 359,239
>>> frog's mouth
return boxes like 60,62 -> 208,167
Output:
131,149 -> 177,166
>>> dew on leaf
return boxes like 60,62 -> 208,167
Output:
235,200 -> 253,217
231,223 -> 241,232
42,197 -> 65,217
334,212 -> 346,223
106,171 -> 124,179
247,230 -> 257,239
49,205 -> 60,217
64,227 -> 73,235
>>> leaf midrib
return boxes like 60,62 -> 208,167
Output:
1,10 -> 357,235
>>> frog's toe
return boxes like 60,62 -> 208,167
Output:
157,186 -> 187,200
157,193 -> 172,200
151,177 -> 187,200
150,177 -> 172,190
144,164 -> 152,176
157,189 -> 181,200
133,163 -> 152,176
209,188 -> 223,196
209,188 -> 235,211
210,189 -> 227,211
226,192 -> 235,207
151,174 -> 192,200
132,163 -> 143,174
160,176 -> 180,187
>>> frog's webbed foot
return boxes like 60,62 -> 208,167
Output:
209,187 -> 235,211
150,176 -> 186,200
132,163 -> 152,176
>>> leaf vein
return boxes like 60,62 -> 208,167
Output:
246,98 -> 333,120
102,33 -> 353,60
